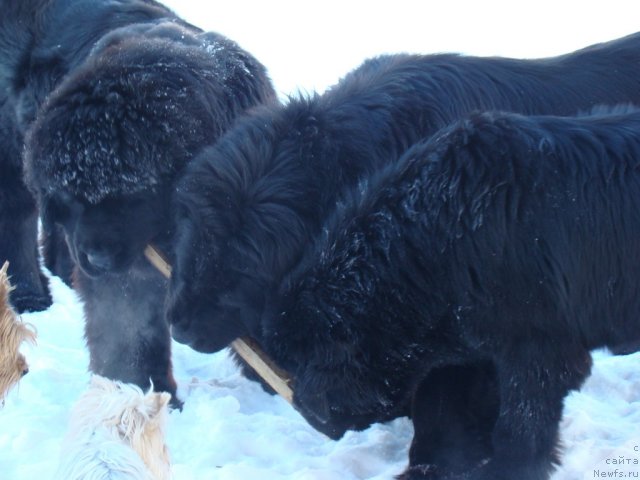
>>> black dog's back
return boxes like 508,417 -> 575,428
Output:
320,31 -> 640,145
2,0 -> 181,129
297,108 -> 640,348
436,111 -> 640,349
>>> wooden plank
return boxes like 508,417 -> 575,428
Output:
143,245 -> 172,278
230,337 -> 293,403
143,245 -> 294,404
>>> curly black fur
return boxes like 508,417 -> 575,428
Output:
22,8 -> 276,401
168,33 -> 640,434
268,109 -> 640,479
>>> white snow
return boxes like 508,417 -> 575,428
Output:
1,276 -> 639,479
2,2 -> 640,479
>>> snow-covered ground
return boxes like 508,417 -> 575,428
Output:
2,2 -> 640,479
1,276 -> 639,479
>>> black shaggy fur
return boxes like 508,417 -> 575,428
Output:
168,33 -> 640,435
0,0 -> 187,312
266,109 -> 640,479
23,12 -> 276,401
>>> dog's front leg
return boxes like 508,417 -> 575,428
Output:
78,265 -> 179,406
400,362 -> 500,480
460,340 -> 591,480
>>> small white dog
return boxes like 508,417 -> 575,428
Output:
56,375 -> 172,480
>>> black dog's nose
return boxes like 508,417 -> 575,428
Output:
21,367 -> 29,377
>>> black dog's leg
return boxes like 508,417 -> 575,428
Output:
399,362 -> 499,480
401,340 -> 591,480
0,101 -> 52,313
78,263 -> 179,406
0,180 -> 52,313
462,341 -> 591,480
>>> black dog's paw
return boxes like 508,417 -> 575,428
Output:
151,373 -> 184,411
169,394 -> 184,412
11,288 -> 53,313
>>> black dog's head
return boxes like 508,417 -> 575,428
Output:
261,270 -> 416,440
24,22 -> 276,279
24,26 -> 226,203
166,197 -> 258,353
166,114 -> 279,352
23,34 -> 200,278
42,189 -> 169,277
165,103 -> 328,352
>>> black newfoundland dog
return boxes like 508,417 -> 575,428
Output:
167,32 -> 640,435
200,112 -> 640,480
23,14 -> 275,400
0,0 -> 191,312
264,108 -> 640,479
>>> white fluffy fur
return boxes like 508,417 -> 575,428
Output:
56,375 -> 172,480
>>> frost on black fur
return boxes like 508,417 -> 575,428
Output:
25,25 -> 272,205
